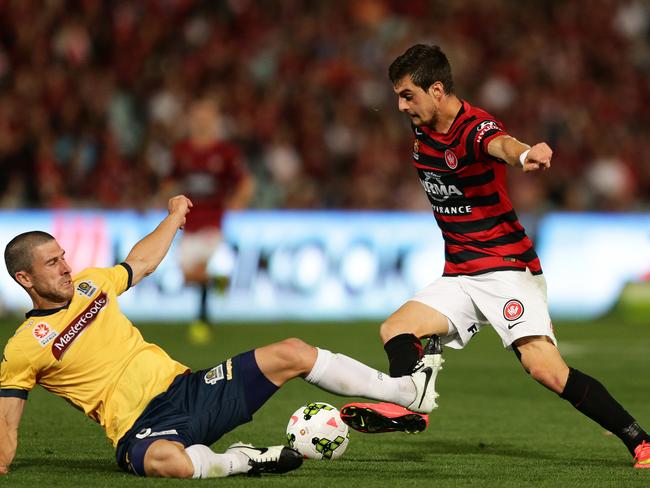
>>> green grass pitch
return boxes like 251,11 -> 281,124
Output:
0,316 -> 648,487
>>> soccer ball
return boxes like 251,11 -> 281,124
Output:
286,402 -> 350,460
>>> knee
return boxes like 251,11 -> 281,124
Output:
380,315 -> 442,343
380,318 -> 405,343
274,338 -> 317,373
145,441 -> 194,478
528,366 -> 568,394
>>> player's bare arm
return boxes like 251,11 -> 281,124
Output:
487,135 -> 552,172
0,397 -> 26,474
124,195 -> 193,286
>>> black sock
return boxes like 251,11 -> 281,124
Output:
560,367 -> 650,455
199,285 -> 209,323
384,333 -> 423,377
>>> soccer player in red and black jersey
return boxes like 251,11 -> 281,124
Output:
167,97 -> 254,342
341,44 -> 650,469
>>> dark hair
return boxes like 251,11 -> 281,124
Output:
389,44 -> 454,94
4,231 -> 55,282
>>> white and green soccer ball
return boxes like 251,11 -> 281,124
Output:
286,402 -> 350,460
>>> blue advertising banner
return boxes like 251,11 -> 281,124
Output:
0,210 -> 445,321
1,210 -> 647,321
536,213 -> 650,319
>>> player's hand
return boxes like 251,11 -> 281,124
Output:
522,143 -> 552,172
168,195 -> 193,229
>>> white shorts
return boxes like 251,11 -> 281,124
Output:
177,228 -> 222,271
410,269 -> 557,350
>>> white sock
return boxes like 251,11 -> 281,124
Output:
304,348 -> 416,406
185,444 -> 249,478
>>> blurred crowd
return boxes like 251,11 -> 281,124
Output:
0,0 -> 649,213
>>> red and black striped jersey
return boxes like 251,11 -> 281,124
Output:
412,100 -> 542,276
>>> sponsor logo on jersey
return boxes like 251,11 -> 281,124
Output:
430,204 -> 473,215
204,364 -> 225,385
135,428 -> 179,439
413,138 -> 420,160
503,299 -> 524,321
444,149 -> 458,169
76,280 -> 97,297
420,172 -> 464,203
475,120 -> 501,143
51,292 -> 108,360
32,322 -> 58,347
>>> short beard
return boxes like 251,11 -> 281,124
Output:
423,110 -> 439,129
33,284 -> 72,304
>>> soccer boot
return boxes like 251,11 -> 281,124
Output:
633,440 -> 650,469
407,335 -> 444,413
340,402 -> 429,434
227,443 -> 303,475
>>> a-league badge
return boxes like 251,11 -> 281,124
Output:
204,364 -> 225,385
76,280 -> 97,297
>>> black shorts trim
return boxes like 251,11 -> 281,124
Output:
0,388 -> 28,399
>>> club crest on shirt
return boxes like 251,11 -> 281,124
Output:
444,149 -> 458,169
76,280 -> 97,297
503,299 -> 524,321
204,364 -> 225,385
32,322 -> 58,347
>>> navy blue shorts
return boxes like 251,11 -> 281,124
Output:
115,350 -> 278,476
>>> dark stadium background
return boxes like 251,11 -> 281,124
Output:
0,0 -> 648,212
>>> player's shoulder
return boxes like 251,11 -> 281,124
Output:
462,101 -> 499,123
73,266 -> 105,284
72,265 -> 127,290
8,317 -> 33,341
4,316 -> 41,354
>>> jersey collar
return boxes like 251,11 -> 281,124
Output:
25,302 -> 71,318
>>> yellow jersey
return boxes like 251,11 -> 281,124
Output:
0,264 -> 189,446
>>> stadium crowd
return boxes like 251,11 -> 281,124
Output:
0,0 -> 648,213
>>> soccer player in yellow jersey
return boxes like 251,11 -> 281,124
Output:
0,195 -> 439,479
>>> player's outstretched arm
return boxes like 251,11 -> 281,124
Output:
0,397 -> 26,474
487,135 -> 552,172
124,195 -> 193,286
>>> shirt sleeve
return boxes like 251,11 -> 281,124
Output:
0,344 -> 35,399
469,118 -> 508,160
84,264 -> 132,296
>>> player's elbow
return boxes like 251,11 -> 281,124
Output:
125,256 -> 158,285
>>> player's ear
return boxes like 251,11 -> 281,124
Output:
428,81 -> 445,100
15,271 -> 32,289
